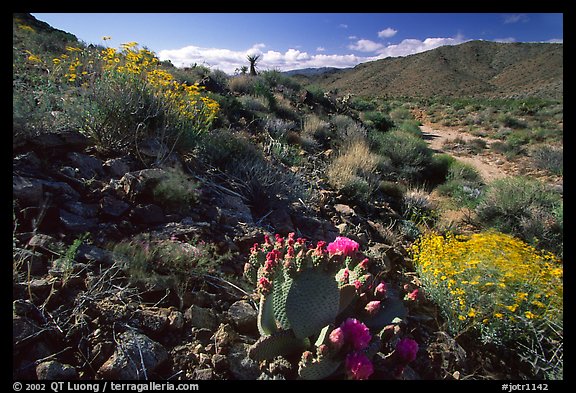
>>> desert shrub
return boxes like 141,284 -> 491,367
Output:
361,111 -> 394,132
303,114 -> 331,143
411,231 -> 563,379
498,113 -> 527,129
402,188 -> 437,226
529,145 -> 563,175
263,116 -> 297,138
327,139 -> 380,204
113,236 -> 226,306
395,119 -> 422,135
152,167 -> 199,214
389,107 -> 413,122
349,97 -> 376,111
371,130 -> 434,182
260,69 -> 300,91
47,43 -> 219,156
475,177 -> 563,255
239,95 -> 269,113
330,114 -> 367,143
437,161 -> 484,208
228,74 -> 257,94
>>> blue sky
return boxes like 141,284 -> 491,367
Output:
31,13 -> 563,73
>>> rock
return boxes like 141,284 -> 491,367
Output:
13,248 -> 47,276
191,368 -> 214,380
212,353 -> 228,371
36,360 -> 77,380
13,176 -> 44,207
228,343 -> 261,380
118,168 -> 166,202
211,323 -> 239,349
184,305 -> 218,330
41,180 -> 81,203
66,152 -> 103,179
268,207 -> 295,234
218,194 -> 253,225
75,244 -> 114,265
334,203 -> 356,216
129,204 -> 167,225
28,233 -> 64,255
59,209 -> 98,233
13,152 -> 42,176
13,315 -> 43,347
103,157 -> 132,178
63,201 -> 99,218
228,300 -> 257,334
137,307 -> 184,336
98,330 -> 168,380
100,196 -> 131,218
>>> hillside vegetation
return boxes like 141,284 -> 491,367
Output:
297,40 -> 563,100
13,14 -> 563,381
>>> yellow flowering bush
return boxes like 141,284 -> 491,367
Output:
411,231 -> 562,336
410,231 -> 563,377
49,41 -> 219,154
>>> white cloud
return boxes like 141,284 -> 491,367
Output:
378,27 -> 398,38
348,39 -> 384,52
159,35 -> 470,73
339,23 -> 348,29
494,37 -> 517,43
316,46 -> 326,52
374,36 -> 467,58
348,35 -> 358,40
545,38 -> 563,43
503,14 -> 529,24
159,44 -> 362,73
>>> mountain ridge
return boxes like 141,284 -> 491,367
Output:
301,40 -> 563,100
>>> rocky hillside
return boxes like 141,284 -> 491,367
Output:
302,40 -> 563,100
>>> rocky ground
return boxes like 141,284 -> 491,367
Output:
13,122 -> 539,381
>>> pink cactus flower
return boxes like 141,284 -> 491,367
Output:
326,236 -> 359,257
345,352 -> 374,380
374,282 -> 387,298
395,338 -> 419,364
340,318 -> 371,350
358,258 -> 370,270
405,288 -> 419,301
257,276 -> 272,294
328,327 -> 345,352
364,300 -> 381,316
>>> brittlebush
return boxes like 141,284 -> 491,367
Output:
410,231 -> 562,344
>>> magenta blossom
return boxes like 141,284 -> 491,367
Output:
326,236 -> 359,257
340,318 -> 371,350
395,338 -> 419,364
345,352 -> 374,380
374,282 -> 387,298
364,300 -> 381,316
405,288 -> 419,301
328,327 -> 345,352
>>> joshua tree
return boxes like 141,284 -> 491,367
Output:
247,54 -> 260,76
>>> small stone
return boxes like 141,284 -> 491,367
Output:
185,305 -> 218,330
212,323 -> 239,348
228,300 -> 257,334
191,368 -> 214,380
36,360 -> 77,380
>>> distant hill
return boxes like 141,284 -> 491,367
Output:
303,40 -> 563,100
282,67 -> 344,77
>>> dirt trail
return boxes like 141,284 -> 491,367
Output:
419,123 -> 509,183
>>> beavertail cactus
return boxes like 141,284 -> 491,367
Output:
244,233 -> 384,379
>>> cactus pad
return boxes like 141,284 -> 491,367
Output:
286,269 -> 340,339
248,329 -> 308,361
257,295 -> 277,336
298,357 -> 341,380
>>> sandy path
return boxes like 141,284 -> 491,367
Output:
419,123 -> 509,183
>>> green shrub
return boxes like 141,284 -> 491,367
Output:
529,145 -> 563,175
371,130 -> 433,182
327,139 -> 380,205
361,111 -> 394,132
152,168 -> 199,214
475,177 -> 563,255
437,161 -> 484,208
